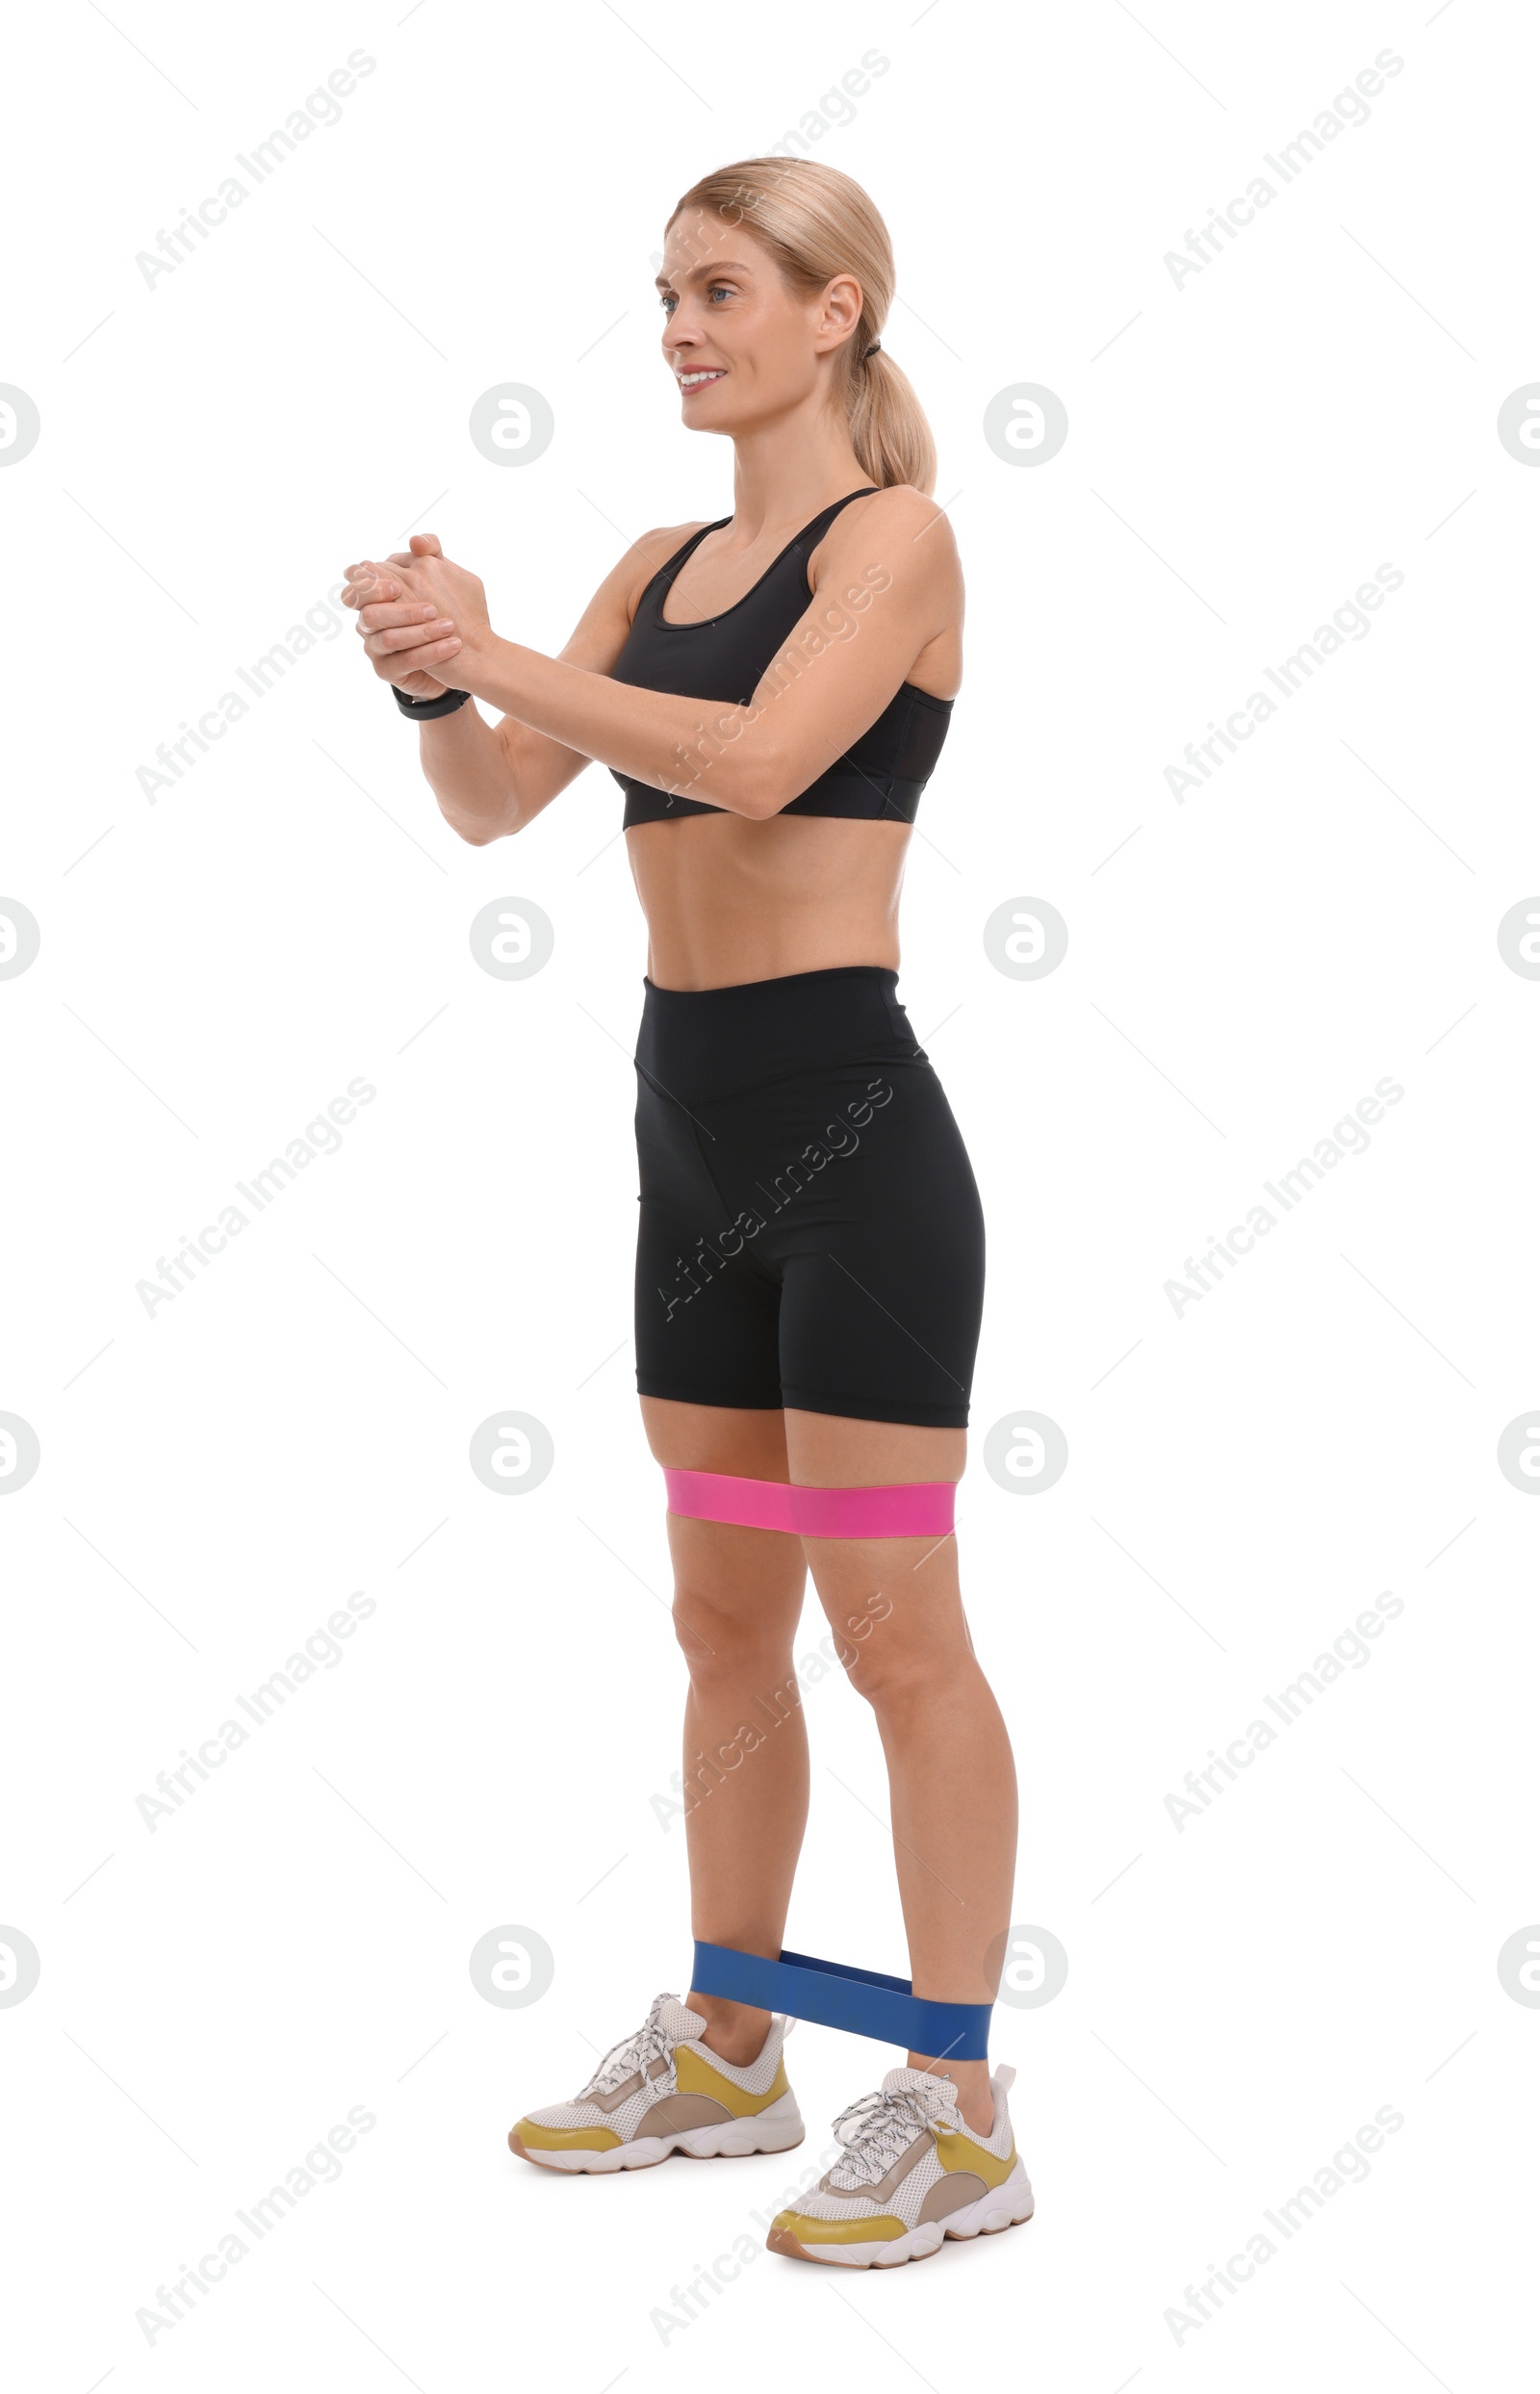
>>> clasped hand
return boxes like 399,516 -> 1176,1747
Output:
341,534 -> 491,699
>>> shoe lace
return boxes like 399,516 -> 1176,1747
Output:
578,1994 -> 680,2100
828,2075 -> 959,2189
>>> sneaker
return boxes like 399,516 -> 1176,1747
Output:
766,2063 -> 1032,2266
508,1993 -> 805,2174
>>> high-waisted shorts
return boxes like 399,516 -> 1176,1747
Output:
632,965 -> 986,1429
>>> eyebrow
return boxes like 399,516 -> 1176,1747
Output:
654,260 -> 755,291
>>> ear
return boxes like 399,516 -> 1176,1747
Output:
814,271 -> 864,354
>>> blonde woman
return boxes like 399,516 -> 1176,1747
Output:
343,158 -> 1031,2269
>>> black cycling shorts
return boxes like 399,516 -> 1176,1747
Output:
632,965 -> 985,1429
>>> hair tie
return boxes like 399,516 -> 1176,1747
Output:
862,339 -> 882,360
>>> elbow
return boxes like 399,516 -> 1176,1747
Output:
732,753 -> 795,822
445,810 -> 511,847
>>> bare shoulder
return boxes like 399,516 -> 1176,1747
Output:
820,483 -> 961,584
561,518 -> 713,666
617,519 -> 715,613
863,482 -> 957,540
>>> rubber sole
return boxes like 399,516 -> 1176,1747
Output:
509,2091 -> 806,2175
766,2164 -> 1035,2267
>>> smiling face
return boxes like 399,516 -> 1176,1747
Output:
657,206 -> 862,432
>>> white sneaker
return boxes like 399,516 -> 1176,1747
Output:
509,1994 -> 804,2174
767,2063 -> 1032,2265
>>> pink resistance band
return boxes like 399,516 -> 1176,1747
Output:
663,1468 -> 956,1539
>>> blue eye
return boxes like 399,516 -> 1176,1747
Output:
659,286 -> 732,312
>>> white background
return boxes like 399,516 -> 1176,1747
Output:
3,2 -> 1536,2386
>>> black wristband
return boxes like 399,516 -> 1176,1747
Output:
393,683 -> 471,719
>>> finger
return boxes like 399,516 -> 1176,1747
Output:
364,621 -> 458,656
361,621 -> 455,655
372,635 -> 461,679
354,600 -> 445,631
367,627 -> 461,661
410,533 -> 443,556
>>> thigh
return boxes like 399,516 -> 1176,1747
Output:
633,1068 -> 783,1412
640,1400 -> 806,1659
769,1057 -> 986,1431
640,1397 -> 790,1479
783,1411 -> 963,1487
785,1409 -> 969,1682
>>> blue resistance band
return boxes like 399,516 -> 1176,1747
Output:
691,1941 -> 992,2061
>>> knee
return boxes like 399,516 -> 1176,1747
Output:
672,1586 -> 788,1690
811,1587 -> 927,1712
843,1632 -> 971,1722
845,1647 -> 933,1718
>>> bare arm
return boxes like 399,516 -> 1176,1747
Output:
350,488 -> 960,829
346,522 -> 709,844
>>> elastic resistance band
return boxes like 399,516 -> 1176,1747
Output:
692,1941 -> 992,2061
665,1467 -> 955,1540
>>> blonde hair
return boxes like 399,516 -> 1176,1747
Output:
666,157 -> 937,496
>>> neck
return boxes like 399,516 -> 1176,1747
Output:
723,417 -> 869,544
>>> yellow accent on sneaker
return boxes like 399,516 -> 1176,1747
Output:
770,2209 -> 907,2245
932,2128 -> 1018,2187
512,2120 -> 622,2152
675,2046 -> 791,2116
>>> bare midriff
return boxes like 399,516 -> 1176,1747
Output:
627,812 -> 911,991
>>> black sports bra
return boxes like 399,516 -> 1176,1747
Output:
608,485 -> 953,826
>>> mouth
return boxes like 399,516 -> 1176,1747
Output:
677,368 -> 728,392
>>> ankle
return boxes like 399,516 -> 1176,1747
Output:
957,2091 -> 995,2137
910,2055 -> 994,2138
690,1995 -> 772,2069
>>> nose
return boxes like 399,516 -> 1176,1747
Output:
662,294 -> 707,349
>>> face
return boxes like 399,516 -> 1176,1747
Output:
657,207 -> 862,428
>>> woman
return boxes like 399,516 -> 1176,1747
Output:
343,157 -> 1030,2270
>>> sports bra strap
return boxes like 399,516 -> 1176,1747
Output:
651,513 -> 731,600
648,486 -> 880,609
797,484 -> 880,545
